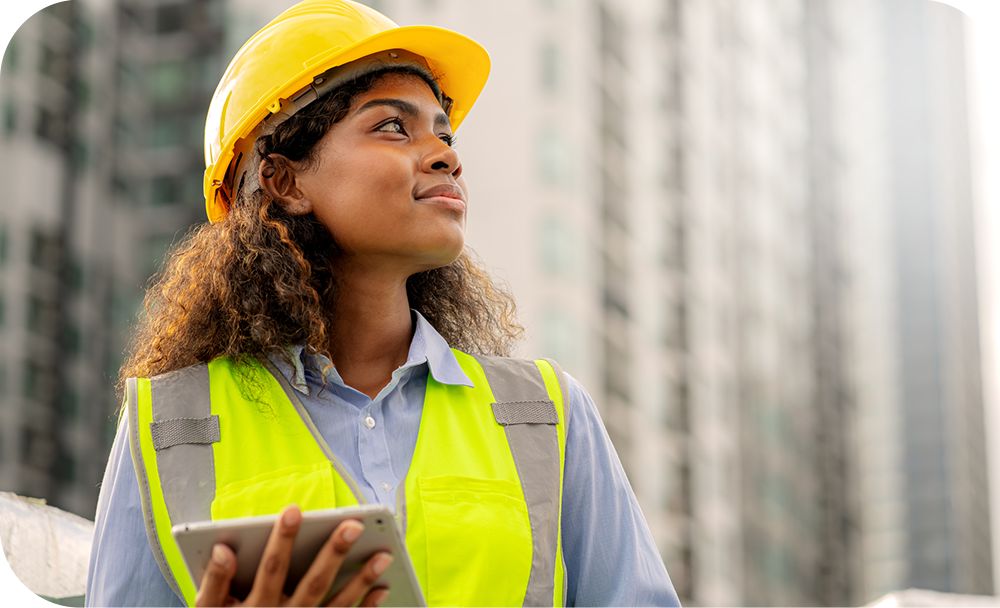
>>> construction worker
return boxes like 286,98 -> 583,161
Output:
85,1 -> 680,606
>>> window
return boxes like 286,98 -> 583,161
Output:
3,100 -> 15,135
540,42 -> 560,94
149,60 -> 186,102
34,106 -> 69,146
541,309 -> 581,371
539,214 -> 577,278
537,127 -> 570,186
1,40 -> 17,74
155,3 -> 188,34
151,174 -> 182,206
38,43 -> 69,82
64,324 -> 81,355
30,227 -> 61,269
150,118 -> 185,148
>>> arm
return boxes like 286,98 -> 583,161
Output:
560,374 -> 681,607
86,416 -> 185,607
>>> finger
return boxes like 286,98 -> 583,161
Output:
288,520 -> 365,606
326,552 -> 393,607
195,544 -> 236,607
359,587 -> 390,607
244,504 -> 302,606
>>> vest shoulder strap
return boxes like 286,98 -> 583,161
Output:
127,363 -> 218,605
471,355 -> 569,607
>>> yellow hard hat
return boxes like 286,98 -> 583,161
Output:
203,0 -> 491,223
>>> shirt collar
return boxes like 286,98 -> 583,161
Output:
277,309 -> 473,396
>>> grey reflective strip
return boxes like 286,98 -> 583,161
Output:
492,400 -> 558,426
475,355 -> 561,607
544,358 -> 571,606
151,416 -> 220,450
264,360 -> 368,505
150,365 -> 217,530
126,377 -> 184,600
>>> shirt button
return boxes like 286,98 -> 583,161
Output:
382,482 -> 392,492
364,415 -> 376,429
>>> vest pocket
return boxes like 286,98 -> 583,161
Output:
211,462 -> 337,519
417,475 -> 532,607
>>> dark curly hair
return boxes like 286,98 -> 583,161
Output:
117,66 -> 522,393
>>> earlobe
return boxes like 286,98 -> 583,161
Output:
258,154 -> 313,215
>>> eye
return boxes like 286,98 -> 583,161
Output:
375,117 -> 407,136
439,133 -> 457,147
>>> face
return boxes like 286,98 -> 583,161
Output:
287,73 -> 468,274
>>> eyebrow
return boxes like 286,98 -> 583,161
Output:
355,98 -> 451,130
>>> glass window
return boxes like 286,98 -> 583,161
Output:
149,60 -> 186,102
539,214 -> 577,277
3,100 -> 15,135
541,309 -> 580,370
151,174 -> 182,206
155,3 -> 189,34
2,40 -> 17,74
144,233 -> 176,278
64,324 -> 81,355
34,106 -> 68,146
537,127 -> 569,186
540,42 -> 560,93
149,115 -> 190,148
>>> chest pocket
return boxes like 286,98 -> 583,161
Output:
417,475 -> 533,607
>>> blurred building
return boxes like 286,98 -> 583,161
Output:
847,0 -> 994,599
379,0 -> 994,605
0,0 -> 236,517
0,0 -> 993,606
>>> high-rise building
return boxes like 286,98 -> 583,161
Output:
0,0 -> 238,517
843,0 -> 994,599
374,0 -> 993,605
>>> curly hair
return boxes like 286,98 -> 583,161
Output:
117,67 -> 523,393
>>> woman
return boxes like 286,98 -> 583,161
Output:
85,1 -> 679,606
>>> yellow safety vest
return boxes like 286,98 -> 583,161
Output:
126,349 -> 569,606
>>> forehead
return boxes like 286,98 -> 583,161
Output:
350,72 -> 445,110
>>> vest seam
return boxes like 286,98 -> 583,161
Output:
262,358 -> 369,505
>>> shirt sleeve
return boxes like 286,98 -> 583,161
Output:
85,415 -> 185,607
560,373 -> 682,607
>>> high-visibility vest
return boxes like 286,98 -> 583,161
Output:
126,349 -> 569,607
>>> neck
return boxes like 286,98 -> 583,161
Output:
327,265 -> 414,400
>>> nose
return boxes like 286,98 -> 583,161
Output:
421,136 -> 462,178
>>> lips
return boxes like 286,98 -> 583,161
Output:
414,183 -> 466,202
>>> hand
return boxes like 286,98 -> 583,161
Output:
195,505 -> 393,607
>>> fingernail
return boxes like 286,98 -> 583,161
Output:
212,544 -> 228,567
372,553 -> 393,576
283,507 -> 301,527
374,589 -> 390,605
342,523 -> 363,543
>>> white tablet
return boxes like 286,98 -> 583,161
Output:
171,505 -> 425,606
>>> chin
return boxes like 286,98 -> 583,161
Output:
415,238 -> 465,271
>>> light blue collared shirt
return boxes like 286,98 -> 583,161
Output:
86,311 -> 680,606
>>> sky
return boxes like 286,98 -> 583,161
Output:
0,0 -> 999,604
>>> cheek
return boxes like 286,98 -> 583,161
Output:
308,155 -> 417,239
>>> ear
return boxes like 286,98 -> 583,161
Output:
258,154 -> 313,215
